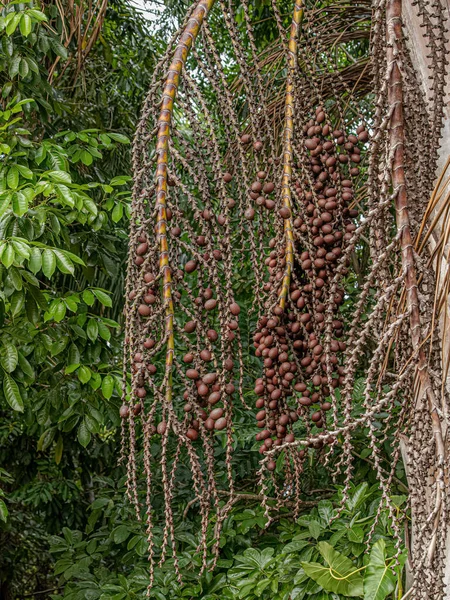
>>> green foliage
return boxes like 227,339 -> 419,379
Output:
45,483 -> 405,600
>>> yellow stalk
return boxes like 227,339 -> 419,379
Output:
155,0 -> 216,404
279,1 -> 303,309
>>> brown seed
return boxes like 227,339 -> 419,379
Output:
171,226 -> 181,237
184,320 -> 197,333
186,428 -> 199,441
267,460 -> 276,472
133,403 -> 142,416
119,404 -> 129,419
311,411 -> 322,422
204,298 -> 217,311
200,349 -> 212,362
157,421 -> 167,435
207,329 -> 218,341
210,407 -> 224,420
185,260 -> 197,273
253,140 -> 263,151
214,417 -> 227,431
245,207 -> 255,220
230,302 -> 240,316
138,304 -> 151,317
203,372 -> 217,385
136,242 -> 148,256
208,391 -> 221,405
251,181 -> 262,193
186,369 -> 199,380
205,417 -> 215,430
183,353 -> 194,363
279,207 -> 291,219
241,133 -> 251,144
263,181 -> 275,194
223,172 -> 233,183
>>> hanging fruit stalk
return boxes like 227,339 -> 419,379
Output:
155,0 -> 216,405
279,1 -> 303,310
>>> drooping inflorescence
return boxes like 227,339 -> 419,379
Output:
123,0 -> 449,596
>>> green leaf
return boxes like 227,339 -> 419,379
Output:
46,170 -> 71,184
77,421 -> 91,447
12,191 -> 27,216
1,245 -> 15,269
78,365 -> 91,384
6,13 -> 21,36
111,202 -> 123,223
18,352 -> 34,378
113,525 -> 130,544
86,319 -> 98,342
101,375 -> 114,399
97,321 -> 111,341
82,290 -> 95,306
37,428 -> 56,452
42,249 -> 56,278
0,341 -> 18,373
302,542 -> 364,597
108,133 -> 130,144
7,166 -> 19,190
3,374 -> 24,412
0,499 -> 8,522
20,14 -> 32,37
363,540 -> 397,600
54,250 -> 74,275
92,289 -> 112,307
29,247 -> 42,274
54,435 -> 63,465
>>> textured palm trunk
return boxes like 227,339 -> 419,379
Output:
401,0 -> 450,593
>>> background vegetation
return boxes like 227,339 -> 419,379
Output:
0,1 -> 407,598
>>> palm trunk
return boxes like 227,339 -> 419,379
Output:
401,0 -> 450,594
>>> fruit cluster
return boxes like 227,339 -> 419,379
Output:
253,107 -> 367,463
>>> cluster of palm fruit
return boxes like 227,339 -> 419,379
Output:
253,106 -> 368,465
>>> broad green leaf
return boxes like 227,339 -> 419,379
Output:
12,191 -> 27,216
86,319 -> 98,342
8,267 -> 22,291
113,525 -> 130,544
37,428 -> 56,451
6,166 -> 19,190
0,342 -> 18,373
77,421 -> 91,447
54,435 -> 63,465
18,352 -> 34,378
97,322 -> 111,341
53,250 -> 74,275
108,133 -> 130,144
78,365 -> 91,384
92,289 -> 112,307
46,170 -> 71,184
1,245 -> 15,268
363,540 -> 397,600
6,13 -> 21,35
82,290 -> 95,306
0,499 -> 8,522
111,202 -> 123,223
101,374 -> 114,399
28,247 -> 42,274
3,374 -> 24,412
42,249 -> 56,278
302,542 -> 364,597
15,164 -> 33,179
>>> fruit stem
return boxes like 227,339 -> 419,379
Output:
155,0 -> 216,405
279,1 -> 303,310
